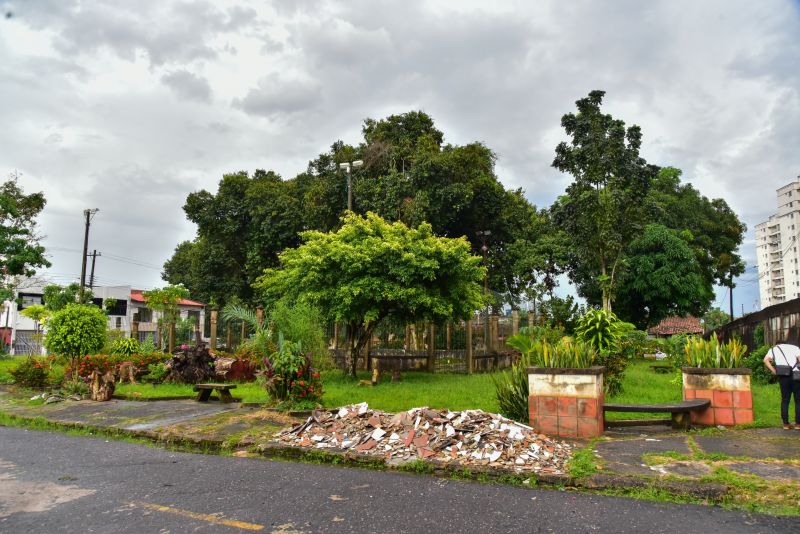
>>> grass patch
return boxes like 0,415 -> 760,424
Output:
700,466 -> 800,516
97,359 -> 786,428
567,444 -> 599,479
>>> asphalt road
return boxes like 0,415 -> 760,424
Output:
0,427 -> 797,534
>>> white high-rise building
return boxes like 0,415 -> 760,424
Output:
756,177 -> 800,308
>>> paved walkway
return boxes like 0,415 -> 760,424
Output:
1,390 -> 798,491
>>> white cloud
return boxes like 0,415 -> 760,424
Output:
1,0 -> 798,312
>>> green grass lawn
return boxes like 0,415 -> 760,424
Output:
82,359 -> 787,427
0,356 -> 26,384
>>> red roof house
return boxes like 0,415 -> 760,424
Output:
647,316 -> 704,337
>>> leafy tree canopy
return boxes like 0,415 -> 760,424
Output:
142,285 -> 190,323
1,174 -> 50,299
256,212 -> 486,376
702,307 -> 732,332
44,303 -> 107,371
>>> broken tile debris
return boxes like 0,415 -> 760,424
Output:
276,403 -> 572,474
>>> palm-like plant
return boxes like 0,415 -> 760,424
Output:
221,303 -> 273,356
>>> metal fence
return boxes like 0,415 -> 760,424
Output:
327,312 -> 527,374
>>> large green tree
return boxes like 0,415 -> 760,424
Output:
1,174 -> 50,300
552,90 -> 657,311
614,224 -> 713,328
256,212 -> 486,377
166,112 -> 551,309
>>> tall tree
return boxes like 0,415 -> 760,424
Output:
257,213 -> 486,377
552,90 -> 657,311
614,224 -> 713,328
0,174 -> 50,300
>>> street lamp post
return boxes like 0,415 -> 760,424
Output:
339,160 -> 364,211
476,230 -> 491,351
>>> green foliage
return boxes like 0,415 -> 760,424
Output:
10,356 -> 52,388
257,212 -> 486,377
743,345 -> 773,384
753,324 -> 765,347
143,362 -> 169,383
222,302 -> 274,362
72,352 -> 170,379
702,308 -> 731,332
616,224 -> 712,328
575,309 -> 623,353
110,337 -> 140,357
60,379 -> 88,397
517,325 -> 566,344
139,334 -> 157,353
552,90 -> 656,311
507,336 -> 596,368
567,446 -> 599,479
269,300 -> 331,370
575,309 -> 630,395
20,304 -> 49,324
492,356 -> 531,422
262,334 -> 323,404
538,295 -> 584,333
44,304 -> 107,374
0,174 -> 50,285
616,326 -> 649,360
683,337 -> 747,368
142,285 -> 190,323
42,283 -> 93,311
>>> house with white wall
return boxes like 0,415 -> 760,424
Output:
1,283 -> 206,355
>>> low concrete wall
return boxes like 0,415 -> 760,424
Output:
528,367 -> 605,438
682,368 -> 753,426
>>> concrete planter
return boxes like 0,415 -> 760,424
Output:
681,367 -> 753,426
527,366 -> 605,438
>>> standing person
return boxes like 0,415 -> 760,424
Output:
763,341 -> 800,430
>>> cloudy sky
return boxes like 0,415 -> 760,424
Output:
2,0 -> 799,315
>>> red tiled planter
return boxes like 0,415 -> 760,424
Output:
681,368 -> 753,427
528,367 -> 605,438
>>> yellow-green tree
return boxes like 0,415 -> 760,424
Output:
257,213 -> 486,377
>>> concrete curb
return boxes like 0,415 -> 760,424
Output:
0,410 -> 728,502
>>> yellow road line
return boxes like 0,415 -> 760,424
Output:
133,501 -> 264,531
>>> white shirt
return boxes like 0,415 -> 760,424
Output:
767,344 -> 800,366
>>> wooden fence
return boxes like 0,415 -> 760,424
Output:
713,297 -> 800,350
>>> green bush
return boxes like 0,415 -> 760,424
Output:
575,309 -> 629,395
45,304 -> 107,374
10,356 -> 52,388
507,335 -> 596,368
60,379 -> 88,397
743,345 -> 773,384
139,334 -> 157,353
517,325 -> 566,344
683,337 -> 747,368
270,301 -> 332,371
143,362 -> 169,383
493,355 -> 530,423
111,337 -> 140,357
261,334 -> 323,404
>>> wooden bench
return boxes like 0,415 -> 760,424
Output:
650,365 -> 673,374
603,399 -> 710,430
194,383 -> 237,403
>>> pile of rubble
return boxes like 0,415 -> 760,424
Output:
276,403 -> 572,474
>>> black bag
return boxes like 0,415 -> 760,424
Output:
775,347 -> 794,376
793,366 -> 800,382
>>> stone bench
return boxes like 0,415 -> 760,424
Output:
603,399 -> 711,430
194,383 -> 237,403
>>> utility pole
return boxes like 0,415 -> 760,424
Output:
79,209 -> 99,302
338,160 -> 364,211
88,250 -> 101,289
729,272 -> 734,320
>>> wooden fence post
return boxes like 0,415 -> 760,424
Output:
466,319 -> 474,374
404,324 -> 411,351
427,323 -> 435,373
240,320 -> 246,344
256,306 -> 264,326
512,309 -> 519,336
210,309 -> 218,350
131,315 -> 139,340
446,322 -> 452,350
226,322 -> 232,350
333,322 -> 339,350
527,310 -> 534,329
168,321 -> 175,353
